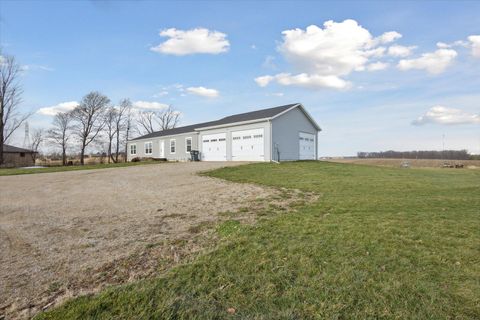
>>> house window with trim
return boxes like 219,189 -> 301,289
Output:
185,137 -> 192,153
130,144 -> 137,155
144,142 -> 152,155
170,139 -> 176,153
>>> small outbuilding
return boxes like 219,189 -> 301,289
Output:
1,144 -> 37,167
127,103 -> 321,162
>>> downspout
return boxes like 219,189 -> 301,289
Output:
269,119 -> 273,162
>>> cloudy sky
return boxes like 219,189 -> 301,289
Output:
1,0 -> 479,155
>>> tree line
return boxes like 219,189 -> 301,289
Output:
357,150 -> 476,160
1,53 -> 179,166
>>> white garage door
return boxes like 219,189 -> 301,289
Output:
299,132 -> 315,160
202,133 -> 226,161
232,128 -> 264,161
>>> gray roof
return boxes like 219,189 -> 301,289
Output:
132,103 -> 298,141
3,144 -> 36,153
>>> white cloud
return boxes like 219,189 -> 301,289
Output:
397,48 -> 457,74
254,75 -> 274,87
468,35 -> 480,57
413,106 -> 480,125
279,20 -> 385,76
150,28 -> 230,55
262,55 -> 277,69
262,73 -> 350,90
37,101 -> 79,116
186,86 -> 219,98
153,91 -> 169,98
366,61 -> 389,71
265,92 -> 284,97
388,44 -> 416,57
133,101 -> 169,110
376,31 -> 402,44
256,19 -> 401,90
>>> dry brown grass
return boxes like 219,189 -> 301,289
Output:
328,158 -> 480,169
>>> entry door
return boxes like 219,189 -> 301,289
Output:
159,140 -> 165,158
299,132 -> 315,160
232,128 -> 265,161
201,133 -> 227,161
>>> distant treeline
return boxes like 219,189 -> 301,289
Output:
357,150 -> 479,160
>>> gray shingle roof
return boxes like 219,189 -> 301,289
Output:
3,144 -> 36,153
131,103 -> 298,141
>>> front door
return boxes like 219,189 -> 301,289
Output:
159,140 -> 165,158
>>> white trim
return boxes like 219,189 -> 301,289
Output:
269,119 -> 273,162
170,139 -> 176,154
144,141 -> 153,155
194,118 -> 270,131
130,131 -> 198,143
185,137 -> 192,153
130,143 -> 137,155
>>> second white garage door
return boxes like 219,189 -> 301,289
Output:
299,132 -> 316,160
232,128 -> 265,161
202,133 -> 227,161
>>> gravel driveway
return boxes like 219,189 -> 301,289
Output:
0,162 -> 273,319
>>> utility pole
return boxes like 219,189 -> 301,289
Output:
442,133 -> 445,161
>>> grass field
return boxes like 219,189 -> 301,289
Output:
36,161 -> 480,319
0,161 -> 159,176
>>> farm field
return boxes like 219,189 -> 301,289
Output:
0,162 -> 279,319
36,161 -> 480,319
330,157 -> 480,169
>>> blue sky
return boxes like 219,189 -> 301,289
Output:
1,0 -> 479,156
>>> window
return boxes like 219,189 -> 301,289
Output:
144,142 -> 152,155
130,144 -> 137,155
185,137 -> 192,153
20,152 -> 25,157
170,139 -> 176,153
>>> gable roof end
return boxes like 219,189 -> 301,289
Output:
271,103 -> 321,131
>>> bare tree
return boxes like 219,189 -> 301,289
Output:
70,91 -> 109,165
124,101 -> 134,162
104,106 -> 117,163
29,128 -> 44,163
0,54 -> 31,164
115,99 -> 131,163
137,110 -> 156,134
48,112 -> 72,165
157,105 -> 180,130
136,105 -> 180,135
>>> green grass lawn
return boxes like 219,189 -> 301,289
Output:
0,161 -> 160,176
36,161 -> 480,319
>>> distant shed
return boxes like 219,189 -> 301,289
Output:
2,144 -> 37,167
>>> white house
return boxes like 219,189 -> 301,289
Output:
127,103 -> 321,162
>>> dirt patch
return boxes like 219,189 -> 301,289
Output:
0,162 -> 295,319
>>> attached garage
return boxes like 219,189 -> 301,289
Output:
299,132 -> 316,160
232,128 -> 265,161
201,133 -> 227,161
127,103 -> 321,162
